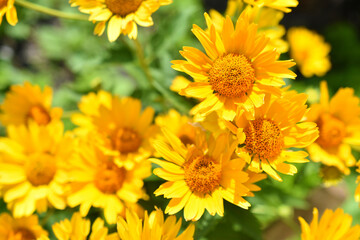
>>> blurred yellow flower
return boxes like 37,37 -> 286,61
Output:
67,140 -> 150,224
72,91 -> 156,170
227,91 -> 318,181
151,128 -> 264,221
288,27 -> 331,77
170,76 -> 191,94
0,213 -> 48,240
0,122 -> 72,217
0,0 -> 17,26
172,13 -> 295,121
244,0 -> 298,13
70,0 -> 172,41
299,208 -> 360,240
356,162 -> 360,204
0,82 -> 62,127
306,81 -> 360,183
117,208 -> 194,240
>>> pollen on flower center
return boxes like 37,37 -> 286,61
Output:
183,154 -> 221,194
105,0 -> 143,16
112,128 -> 142,154
244,118 -> 284,159
209,53 -> 255,98
316,113 -> 346,148
27,105 -> 51,125
94,161 -> 126,194
13,228 -> 36,240
25,154 -> 56,186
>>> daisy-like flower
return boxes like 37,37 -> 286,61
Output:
306,81 -> 360,184
70,0 -> 172,41
226,91 -> 318,181
67,139 -> 150,224
298,208 -> 360,240
244,0 -> 298,13
288,27 -> 331,77
151,128 -> 265,221
0,81 -> 62,127
0,0 -> 17,26
0,213 -> 48,239
117,208 -> 194,240
0,121 -> 72,217
172,13 -> 296,121
51,212 -> 117,240
72,91 -> 156,170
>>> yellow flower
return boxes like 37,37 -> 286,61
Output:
170,76 -> 191,94
52,212 -> 116,240
306,81 -> 360,181
0,121 -> 72,217
227,91 -> 318,181
356,162 -> 360,204
117,208 -> 195,240
67,139 -> 150,224
151,128 -> 264,221
0,213 -> 48,240
172,13 -> 295,121
0,0 -> 17,26
72,91 -> 156,170
288,27 -> 331,77
244,0 -> 298,13
299,208 -> 360,240
0,81 -> 63,127
70,0 -> 172,41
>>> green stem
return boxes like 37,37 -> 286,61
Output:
133,38 -> 154,86
15,0 -> 88,21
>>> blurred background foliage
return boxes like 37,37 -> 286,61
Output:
0,0 -> 359,239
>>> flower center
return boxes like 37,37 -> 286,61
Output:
179,134 -> 194,146
27,105 -> 51,125
112,128 -> 142,154
105,0 -> 143,16
319,165 -> 343,185
25,153 -> 56,186
12,228 -> 36,240
0,0 -> 7,8
244,118 -> 284,159
209,53 -> 255,98
316,113 -> 346,148
94,161 -> 126,194
183,154 -> 221,194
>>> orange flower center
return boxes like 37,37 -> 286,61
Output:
319,165 -> 343,185
209,53 -> 255,98
0,0 -> 7,8
179,134 -> 194,146
105,0 -> 143,16
112,128 -> 142,154
184,154 -> 221,194
27,105 -> 51,125
94,161 -> 126,194
12,228 -> 36,240
244,118 -> 284,159
316,113 -> 346,148
25,154 -> 56,186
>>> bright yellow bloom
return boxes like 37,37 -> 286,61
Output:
306,81 -> 360,183
227,91 -> 318,181
51,212 -> 116,240
356,161 -> 360,204
0,82 -> 62,127
117,208 -> 194,240
151,128 -> 265,221
0,0 -> 17,26
288,27 -> 331,77
172,13 -> 295,121
244,0 -> 298,13
70,0 -> 172,41
67,139 -> 150,224
0,121 -> 72,217
0,213 -> 48,240
72,91 -> 156,170
299,208 -> 360,240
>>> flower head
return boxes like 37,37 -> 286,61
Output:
117,208 -> 194,240
227,91 -> 318,181
172,13 -> 295,121
299,208 -> 360,240
0,0 -> 17,26
288,27 -> 331,77
244,0 -> 298,13
0,82 -> 62,127
70,0 -> 172,41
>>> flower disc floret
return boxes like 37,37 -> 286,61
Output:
25,154 -> 56,186
13,228 -> 37,240
94,161 -> 126,194
105,0 -> 143,16
316,113 -> 346,148
112,128 -> 142,154
27,105 -> 51,125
